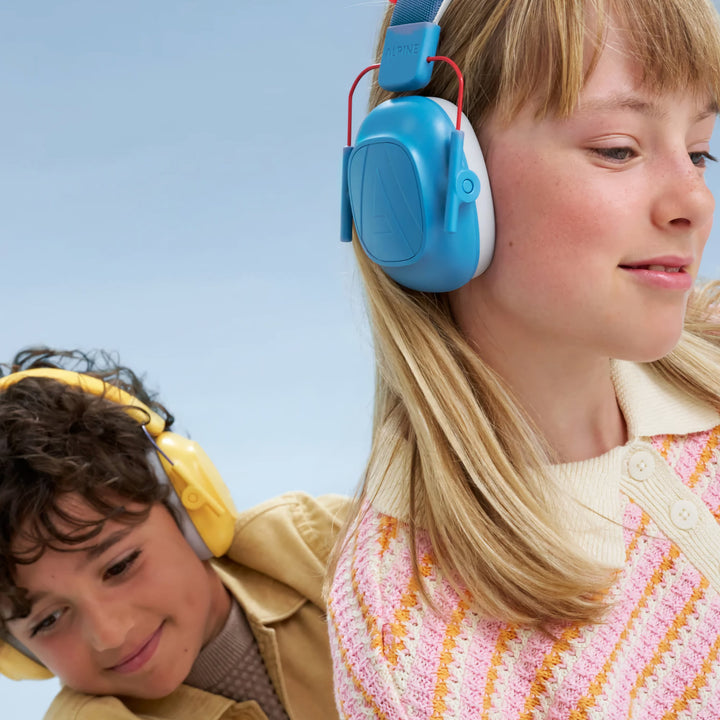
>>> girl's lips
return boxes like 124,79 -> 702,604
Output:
110,623 -> 164,674
619,256 -> 693,273
619,264 -> 693,291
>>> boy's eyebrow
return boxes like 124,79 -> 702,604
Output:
83,528 -> 133,561
19,529 -> 135,611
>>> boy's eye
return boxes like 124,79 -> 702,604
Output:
689,150 -> 717,167
103,549 -> 141,581
30,609 -> 63,638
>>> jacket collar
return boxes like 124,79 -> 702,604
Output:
211,558 -> 307,626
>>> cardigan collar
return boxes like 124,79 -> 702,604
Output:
367,361 -> 720,567
612,359 -> 720,438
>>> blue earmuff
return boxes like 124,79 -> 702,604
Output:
340,0 -> 495,293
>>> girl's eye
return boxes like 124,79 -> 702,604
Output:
689,150 -> 717,168
591,147 -> 636,162
103,549 -> 141,581
30,609 -> 63,638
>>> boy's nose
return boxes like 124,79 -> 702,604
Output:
82,598 -> 133,655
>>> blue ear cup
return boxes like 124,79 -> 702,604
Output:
343,94 -> 495,292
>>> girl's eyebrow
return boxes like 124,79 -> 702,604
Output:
576,94 -> 718,123
577,94 -> 667,120
695,103 -> 720,122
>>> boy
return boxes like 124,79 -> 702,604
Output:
0,348 -> 345,720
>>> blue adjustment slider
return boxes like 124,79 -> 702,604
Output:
378,22 -> 441,92
444,130 -> 481,233
340,146 -> 354,242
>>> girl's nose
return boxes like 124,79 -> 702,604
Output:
651,155 -> 715,232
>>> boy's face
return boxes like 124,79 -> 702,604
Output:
5,496 -> 230,699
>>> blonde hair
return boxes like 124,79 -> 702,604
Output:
335,0 -> 720,627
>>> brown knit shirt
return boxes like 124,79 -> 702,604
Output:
184,600 -> 289,720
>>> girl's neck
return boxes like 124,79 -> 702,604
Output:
453,301 -> 628,463
506,355 -> 628,463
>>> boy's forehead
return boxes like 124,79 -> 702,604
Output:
11,492 -> 142,557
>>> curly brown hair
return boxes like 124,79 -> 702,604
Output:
0,348 -> 177,625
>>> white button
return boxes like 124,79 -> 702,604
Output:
670,500 -> 699,530
627,450 -> 655,481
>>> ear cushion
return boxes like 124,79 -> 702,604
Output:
430,97 -> 495,278
347,95 -> 494,292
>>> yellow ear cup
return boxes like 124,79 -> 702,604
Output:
0,641 -> 53,681
154,432 -> 237,557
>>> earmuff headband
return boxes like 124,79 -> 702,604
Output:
389,0 -> 452,25
0,368 -> 166,434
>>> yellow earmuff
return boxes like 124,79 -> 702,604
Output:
0,640 -> 53,681
0,367 -> 238,681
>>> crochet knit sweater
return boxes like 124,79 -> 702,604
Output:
329,361 -> 720,719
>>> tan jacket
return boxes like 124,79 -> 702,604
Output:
44,492 -> 348,720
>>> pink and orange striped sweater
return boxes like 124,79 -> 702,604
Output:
329,361 -> 720,719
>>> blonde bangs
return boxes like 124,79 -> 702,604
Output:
616,0 -> 720,106
494,0 -> 720,119
374,0 -> 720,124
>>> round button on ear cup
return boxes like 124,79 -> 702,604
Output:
457,171 -> 480,201
182,486 -> 205,510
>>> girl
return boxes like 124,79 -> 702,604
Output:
330,0 -> 720,717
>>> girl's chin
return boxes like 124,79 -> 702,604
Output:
617,337 -> 685,364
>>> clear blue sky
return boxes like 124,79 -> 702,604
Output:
2,1 -> 720,716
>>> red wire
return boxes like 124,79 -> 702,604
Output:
347,64 -> 380,147
427,56 -> 464,129
346,55 -> 466,147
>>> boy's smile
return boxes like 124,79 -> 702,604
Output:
6,496 -> 231,699
109,622 -> 165,674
